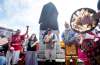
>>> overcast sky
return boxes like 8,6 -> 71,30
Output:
0,0 -> 98,39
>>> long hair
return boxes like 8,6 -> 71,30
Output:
29,34 -> 37,42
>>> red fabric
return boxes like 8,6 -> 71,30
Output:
87,32 -> 96,37
11,34 -> 25,50
78,48 -> 88,61
78,48 -> 91,65
84,60 -> 91,65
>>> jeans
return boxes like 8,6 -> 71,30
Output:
12,50 -> 20,64
6,51 -> 13,65
0,56 -> 6,65
6,50 -> 20,65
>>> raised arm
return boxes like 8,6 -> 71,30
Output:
21,26 -> 29,44
24,26 -> 29,36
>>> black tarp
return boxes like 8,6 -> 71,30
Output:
97,0 -> 100,10
39,2 -> 59,30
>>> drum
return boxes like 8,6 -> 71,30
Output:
70,8 -> 98,33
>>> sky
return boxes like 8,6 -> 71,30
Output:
0,0 -> 98,39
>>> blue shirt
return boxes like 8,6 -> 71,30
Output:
62,29 -> 76,44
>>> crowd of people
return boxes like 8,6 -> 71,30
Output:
0,13 -> 100,65
0,25 -> 58,65
0,21 -> 100,65
0,1 -> 100,65
0,26 -> 39,65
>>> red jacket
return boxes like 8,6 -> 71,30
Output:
11,34 -> 25,50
